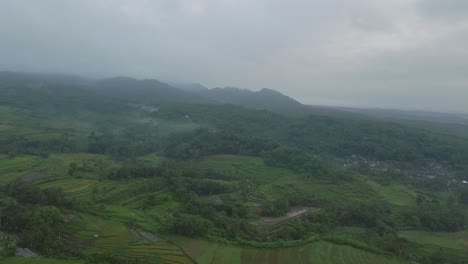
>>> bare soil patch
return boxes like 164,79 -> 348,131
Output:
260,206 -> 318,224
62,214 -> 77,223
130,228 -> 162,243
22,172 -> 51,181
246,201 -> 261,207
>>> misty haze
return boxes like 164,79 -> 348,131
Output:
1,1 -> 468,264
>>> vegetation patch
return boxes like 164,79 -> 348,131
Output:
399,230 -> 468,251
174,238 -> 405,264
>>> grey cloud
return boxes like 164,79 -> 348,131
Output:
350,16 -> 394,32
419,0 -> 468,20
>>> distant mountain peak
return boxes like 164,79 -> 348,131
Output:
0,71 -> 308,116
168,82 -> 209,92
94,77 -> 210,104
211,86 -> 253,94
258,88 -> 285,96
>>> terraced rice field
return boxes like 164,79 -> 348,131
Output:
174,238 -> 404,264
0,155 -> 42,184
257,176 -> 379,205
201,155 -> 412,207
64,214 -> 132,254
200,155 -> 293,184
137,153 -> 165,164
0,124 -> 56,140
400,230 -> 468,251
64,214 -> 194,264
0,256 -> 85,264
37,177 -> 97,202
43,153 -> 118,177
127,242 -> 196,264
367,181 -> 417,206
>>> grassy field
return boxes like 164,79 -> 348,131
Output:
199,155 -> 380,205
64,213 -> 195,264
65,213 -> 134,254
137,153 -> 165,164
2,153 -> 466,263
0,256 -> 85,264
198,155 -> 293,185
43,153 -> 118,178
0,153 -> 117,185
400,230 -> 468,251
367,181 -> 417,207
255,175 -> 379,206
0,155 -> 42,184
173,237 -> 405,264
0,105 -> 93,144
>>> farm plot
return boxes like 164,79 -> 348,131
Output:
399,230 -> 468,251
367,181 -> 417,207
62,214 -> 130,255
37,178 -> 97,194
43,153 -> 118,178
0,155 -> 42,184
258,176 -> 379,205
97,178 -> 167,205
199,155 -> 294,184
36,177 -> 97,206
64,214 -> 194,264
127,242 -> 196,264
0,256 -> 85,264
399,230 -> 468,261
175,238 -> 405,264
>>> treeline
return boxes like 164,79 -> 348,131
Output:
263,146 -> 352,181
167,194 -> 250,240
0,180 -> 73,255
87,126 -> 162,159
283,115 -> 468,167
4,90 -> 468,169
157,104 -> 468,168
162,129 -> 351,182
2,134 -> 77,158
163,128 -> 279,160
106,160 -> 237,197
413,194 -> 465,231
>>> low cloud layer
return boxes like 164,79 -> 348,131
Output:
1,0 -> 468,113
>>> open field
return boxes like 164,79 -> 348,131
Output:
367,181 -> 417,207
0,256 -> 85,264
0,155 -> 42,184
199,155 -> 294,184
137,153 -> 165,164
0,153 -> 116,185
200,155 -> 381,205
173,238 -> 405,264
1,151 -> 466,263
64,213 -> 195,264
43,153 -> 118,178
400,230 -> 468,251
256,175 -> 379,205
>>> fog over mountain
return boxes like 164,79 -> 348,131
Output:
1,0 -> 468,113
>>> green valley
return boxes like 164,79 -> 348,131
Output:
1,72 -> 468,264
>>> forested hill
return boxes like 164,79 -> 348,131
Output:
189,85 -> 305,115
156,104 -> 468,169
94,77 -> 210,104
1,71 -> 468,171
0,71 -> 309,115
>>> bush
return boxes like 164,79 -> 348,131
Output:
169,214 -> 213,237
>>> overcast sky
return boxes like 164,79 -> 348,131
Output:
1,0 -> 468,113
